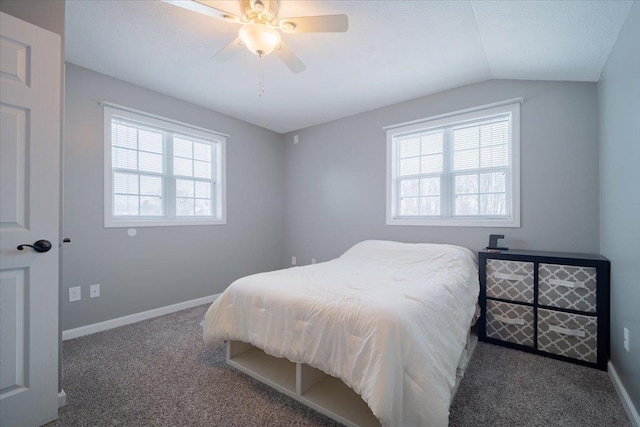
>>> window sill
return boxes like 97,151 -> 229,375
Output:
104,218 -> 226,228
386,217 -> 520,228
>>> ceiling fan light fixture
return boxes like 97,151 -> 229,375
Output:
239,23 -> 281,56
164,0 -> 349,73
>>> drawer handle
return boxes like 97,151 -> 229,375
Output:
549,278 -> 583,289
495,315 -> 525,326
494,273 -> 525,281
549,325 -> 586,338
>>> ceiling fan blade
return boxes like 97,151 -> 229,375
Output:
211,37 -> 245,62
279,15 -> 348,33
162,0 -> 240,23
274,42 -> 306,73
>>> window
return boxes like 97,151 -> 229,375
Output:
386,101 -> 520,227
104,105 -> 226,227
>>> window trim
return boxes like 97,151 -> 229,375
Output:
103,104 -> 227,228
385,100 -> 521,227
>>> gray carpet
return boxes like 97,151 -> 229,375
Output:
52,305 -> 630,427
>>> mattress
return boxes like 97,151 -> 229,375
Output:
202,240 -> 479,426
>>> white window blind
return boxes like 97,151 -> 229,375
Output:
112,119 -> 165,217
386,101 -> 520,227
452,116 -> 510,217
104,105 -> 226,227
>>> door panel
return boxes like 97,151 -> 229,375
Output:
0,269 -> 27,392
0,11 -> 61,427
0,104 -> 27,227
0,35 -> 29,85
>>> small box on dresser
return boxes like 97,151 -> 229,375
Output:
478,249 -> 610,370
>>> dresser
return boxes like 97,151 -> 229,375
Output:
478,249 -> 610,370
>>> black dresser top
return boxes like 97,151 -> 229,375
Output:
478,248 -> 609,262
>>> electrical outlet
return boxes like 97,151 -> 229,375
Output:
292,256 -> 296,265
90,284 -> 100,298
311,258 -> 316,264
624,328 -> 630,352
69,286 -> 81,302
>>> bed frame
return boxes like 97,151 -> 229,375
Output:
226,329 -> 477,427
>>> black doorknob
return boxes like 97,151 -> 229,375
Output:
17,239 -> 52,253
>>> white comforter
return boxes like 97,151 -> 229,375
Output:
202,240 -> 479,427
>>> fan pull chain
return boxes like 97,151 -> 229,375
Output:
258,55 -> 265,97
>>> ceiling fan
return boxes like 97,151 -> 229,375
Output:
163,0 -> 349,73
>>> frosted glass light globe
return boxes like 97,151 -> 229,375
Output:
239,23 -> 281,57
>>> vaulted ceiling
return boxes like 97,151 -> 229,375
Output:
65,1 -> 634,133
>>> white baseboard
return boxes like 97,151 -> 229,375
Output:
58,389 -> 66,408
62,293 -> 220,341
608,361 -> 640,427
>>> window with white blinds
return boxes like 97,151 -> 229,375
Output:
386,101 -> 520,227
104,105 -> 226,227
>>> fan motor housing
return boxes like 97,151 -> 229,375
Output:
240,0 -> 280,24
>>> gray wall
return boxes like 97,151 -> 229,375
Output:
0,0 -> 65,37
598,2 -> 640,409
63,64 -> 284,329
283,80 -> 600,265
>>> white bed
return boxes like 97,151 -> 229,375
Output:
202,240 -> 479,427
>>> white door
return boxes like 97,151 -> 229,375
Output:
0,11 -> 61,427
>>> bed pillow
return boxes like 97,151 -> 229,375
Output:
340,239 -> 477,267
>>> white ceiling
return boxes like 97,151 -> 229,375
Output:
65,0 -> 634,134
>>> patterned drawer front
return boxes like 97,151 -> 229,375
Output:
486,259 -> 534,303
485,300 -> 534,347
537,309 -> 597,363
538,264 -> 597,312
